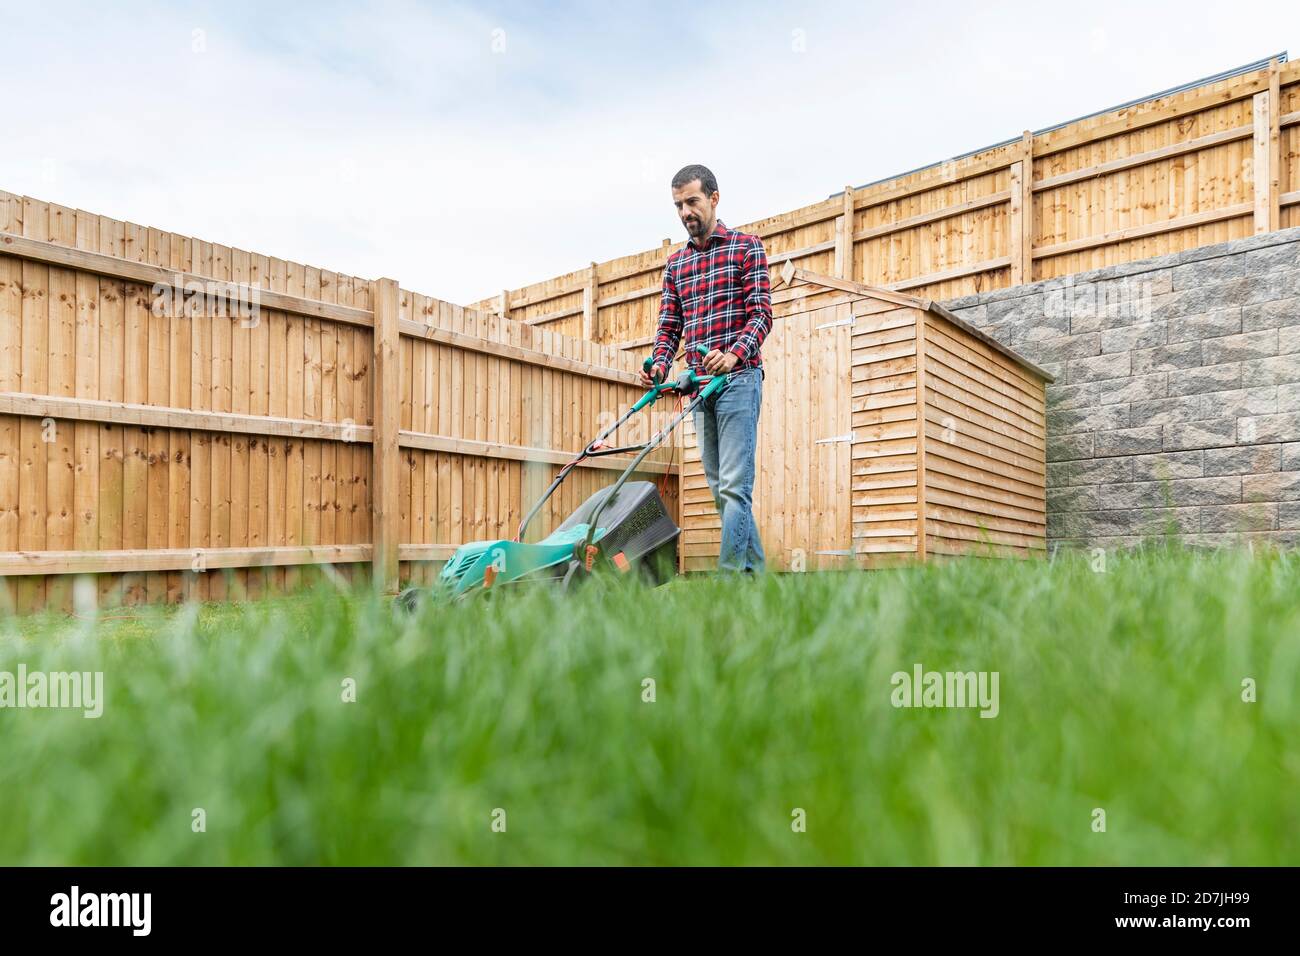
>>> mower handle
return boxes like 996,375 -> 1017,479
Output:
643,342 -> 708,377
518,349 -> 721,543
578,350 -> 727,561
635,344 -> 723,410
698,370 -> 728,400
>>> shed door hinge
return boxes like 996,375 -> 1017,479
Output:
816,432 -> 855,444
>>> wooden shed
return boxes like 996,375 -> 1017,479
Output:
679,266 -> 1054,571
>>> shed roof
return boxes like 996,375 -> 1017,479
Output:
772,265 -> 1055,383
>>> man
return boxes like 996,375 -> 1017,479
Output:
641,164 -> 771,573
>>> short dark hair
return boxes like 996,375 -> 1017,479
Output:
671,164 -> 718,195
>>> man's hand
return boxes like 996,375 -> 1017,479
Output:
639,364 -> 663,388
702,349 -> 739,375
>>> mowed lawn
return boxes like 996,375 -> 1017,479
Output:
2,546 -> 1297,866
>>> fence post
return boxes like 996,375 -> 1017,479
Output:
371,277 -> 401,593
835,186 -> 855,279
582,262 -> 598,340
1009,130 -> 1034,286
1253,58 -> 1281,234
1271,58 -> 1283,232
1009,161 -> 1023,285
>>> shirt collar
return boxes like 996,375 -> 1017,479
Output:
689,218 -> 730,251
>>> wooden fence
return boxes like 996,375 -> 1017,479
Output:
0,191 -> 675,614
471,56 -> 1300,350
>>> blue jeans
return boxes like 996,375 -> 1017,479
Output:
692,366 -> 766,573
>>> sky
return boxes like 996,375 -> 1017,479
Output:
0,0 -> 1296,305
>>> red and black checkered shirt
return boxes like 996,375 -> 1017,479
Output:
650,219 -> 772,379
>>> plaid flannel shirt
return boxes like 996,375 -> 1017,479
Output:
650,219 -> 772,380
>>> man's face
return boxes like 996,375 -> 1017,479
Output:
672,180 -> 718,242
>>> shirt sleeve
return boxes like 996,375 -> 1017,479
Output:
651,259 -> 682,380
729,238 -> 772,363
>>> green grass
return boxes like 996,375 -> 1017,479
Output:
2,546 -> 1298,865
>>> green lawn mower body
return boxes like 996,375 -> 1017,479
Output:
428,480 -> 679,601
397,345 -> 725,610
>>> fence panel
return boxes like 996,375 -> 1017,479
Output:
472,58 -> 1300,351
0,193 -> 674,613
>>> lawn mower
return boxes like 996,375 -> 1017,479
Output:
397,344 -> 726,610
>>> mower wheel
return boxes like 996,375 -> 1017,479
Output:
396,585 -> 425,614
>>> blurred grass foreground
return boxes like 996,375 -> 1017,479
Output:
2,546 -> 1297,865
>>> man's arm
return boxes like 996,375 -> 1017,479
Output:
650,259 -> 682,381
728,238 -> 772,364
